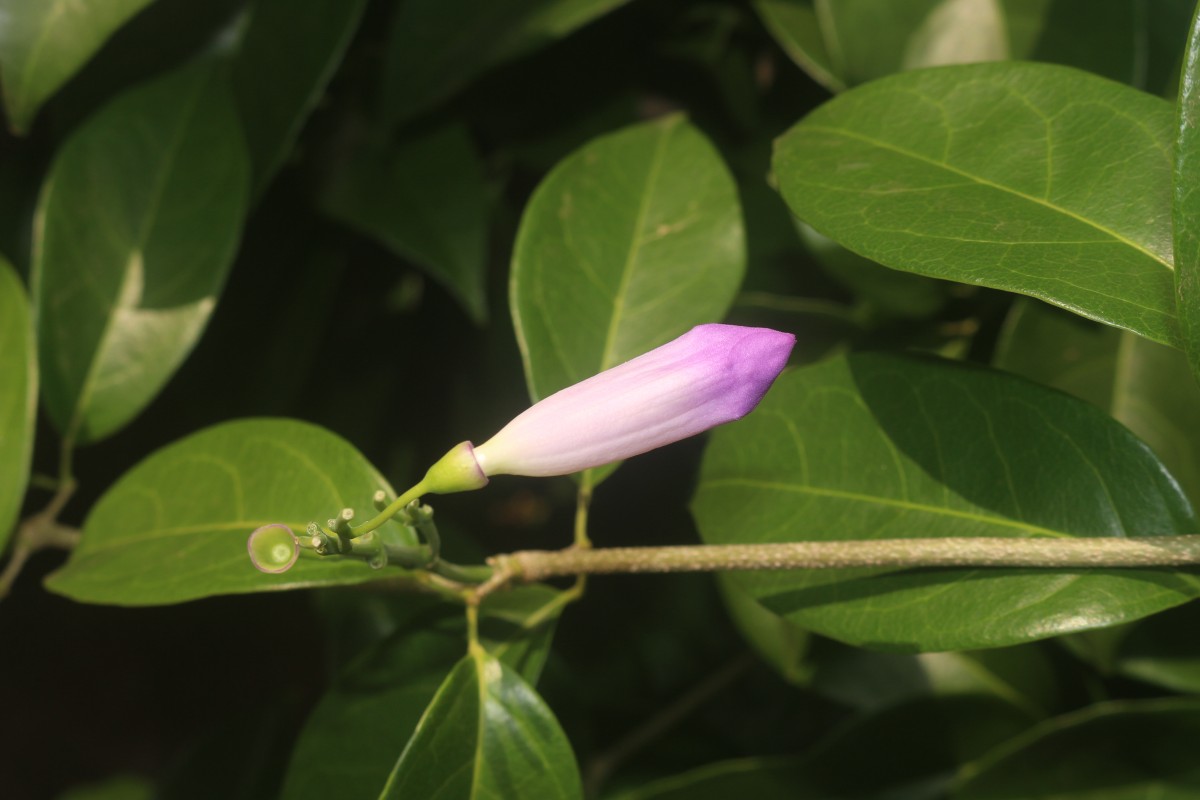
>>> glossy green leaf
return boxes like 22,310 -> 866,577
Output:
511,115 -> 744,486
32,60 -> 248,445
995,299 -> 1200,506
773,62 -> 1180,346
757,0 -> 1189,95
0,258 -> 36,551
796,222 -> 947,319
692,353 -> 1200,651
231,0 -> 366,198
0,0 -> 154,134
381,649 -> 582,800
322,125 -> 488,323
45,418 -> 416,605
1175,2 -> 1200,385
955,699 -> 1200,798
512,114 -> 744,399
380,0 -> 632,126
282,586 -> 566,800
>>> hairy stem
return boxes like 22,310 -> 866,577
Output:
494,536 -> 1200,584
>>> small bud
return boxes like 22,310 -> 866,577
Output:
247,524 -> 300,574
330,508 -> 355,535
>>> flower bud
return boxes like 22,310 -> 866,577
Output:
423,324 -> 794,491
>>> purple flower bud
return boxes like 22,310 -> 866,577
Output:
423,324 -> 794,490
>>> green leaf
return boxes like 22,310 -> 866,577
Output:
808,639 -> 1057,718
0,0 -> 154,134
692,353 -> 1200,652
796,221 -> 947,319
380,649 -> 582,800
995,299 -> 1200,506
511,115 -> 745,486
954,699 -> 1200,798
231,0 -> 366,198
717,574 -> 810,685
756,0 -> 1190,95
773,62 -> 1180,346
379,0 -> 633,126
752,0 -> 843,92
56,774 -> 155,800
44,418 -> 416,605
511,114 -> 744,399
32,60 -> 249,445
0,258 -> 36,551
322,125 -> 489,323
282,586 -> 567,800
1175,2 -> 1200,385
282,612 -> 465,800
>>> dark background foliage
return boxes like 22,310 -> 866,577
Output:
5,1 -> 1200,798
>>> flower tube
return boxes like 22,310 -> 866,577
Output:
423,324 -> 795,492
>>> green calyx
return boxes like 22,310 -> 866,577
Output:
422,441 -> 488,494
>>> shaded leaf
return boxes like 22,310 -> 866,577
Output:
379,0 -> 633,126
32,60 -> 248,445
954,699 -> 1200,798
0,0 -> 154,133
692,353 -> 1200,651
1106,601 -> 1200,695
808,639 -> 1056,719
322,125 -> 488,323
0,258 -> 36,551
231,0 -> 367,198
56,774 -> 154,800
282,586 -> 567,800
773,62 -> 1179,346
615,695 -> 1031,800
995,299 -> 1200,506
752,0 -> 843,92
45,419 -> 417,605
717,574 -> 809,685
380,649 -> 582,799
1175,1 -> 1200,384
756,0 -> 1189,95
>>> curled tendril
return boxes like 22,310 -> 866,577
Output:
247,523 -> 300,574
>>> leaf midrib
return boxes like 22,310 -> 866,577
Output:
796,123 -> 1173,271
598,117 -> 675,371
698,476 -> 1075,539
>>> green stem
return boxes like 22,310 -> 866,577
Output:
432,560 -> 493,584
350,479 -> 429,538
500,536 -> 1200,583
575,472 -> 594,549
